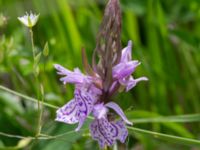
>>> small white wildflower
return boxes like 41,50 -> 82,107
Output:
18,12 -> 39,28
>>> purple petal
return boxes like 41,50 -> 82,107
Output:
125,76 -> 148,92
54,64 -> 91,85
75,89 -> 97,115
113,61 -> 140,80
92,103 -> 108,119
60,73 -> 85,85
73,68 -> 82,74
90,118 -> 128,148
121,40 -> 132,62
135,76 -> 148,83
88,84 -> 102,95
75,117 -> 86,132
54,64 -> 71,75
74,89 -> 97,131
55,99 -> 79,124
105,102 -> 132,125
55,88 -> 97,131
115,120 -> 128,143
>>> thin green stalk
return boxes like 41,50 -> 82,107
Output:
0,85 -> 58,109
0,132 -> 30,139
0,128 -> 87,140
35,79 -> 42,137
103,146 -> 108,150
36,84 -> 44,136
29,28 -> 43,137
131,114 -> 200,123
113,143 -> 118,150
29,28 -> 36,59
128,126 -> 200,146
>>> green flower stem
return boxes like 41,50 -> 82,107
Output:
29,28 -> 43,137
103,146 -> 108,150
29,28 -> 36,59
113,143 -> 118,150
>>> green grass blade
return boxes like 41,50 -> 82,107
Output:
132,114 -> 200,123
128,127 -> 200,146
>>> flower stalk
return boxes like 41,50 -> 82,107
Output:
29,29 -> 43,137
18,12 -> 43,137
29,28 -> 36,59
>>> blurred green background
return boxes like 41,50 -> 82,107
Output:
0,0 -> 200,149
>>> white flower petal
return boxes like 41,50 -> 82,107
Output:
18,12 -> 39,28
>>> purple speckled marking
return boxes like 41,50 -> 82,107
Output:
90,118 -> 128,148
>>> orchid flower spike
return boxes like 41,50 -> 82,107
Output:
54,0 -> 148,148
18,12 -> 39,28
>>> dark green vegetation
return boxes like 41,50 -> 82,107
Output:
0,0 -> 200,149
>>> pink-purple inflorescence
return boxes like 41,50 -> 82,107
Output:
54,41 -> 148,148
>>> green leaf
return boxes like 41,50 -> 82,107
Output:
43,42 -> 49,56
34,52 -> 42,76
0,138 -> 32,150
15,138 -> 32,149
34,52 -> 42,66
0,140 -> 4,148
34,66 -> 40,77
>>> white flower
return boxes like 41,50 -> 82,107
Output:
18,12 -> 39,28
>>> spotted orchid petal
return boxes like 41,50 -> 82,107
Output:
55,99 -> 79,124
74,89 -> 97,131
90,118 -> 128,148
90,103 -> 129,147
105,102 -> 132,125
56,88 -> 97,131
115,120 -> 129,143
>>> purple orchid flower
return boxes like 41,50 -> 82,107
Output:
90,103 -> 130,148
54,64 -> 101,131
54,41 -> 147,146
112,41 -> 148,92
54,0 -> 148,148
